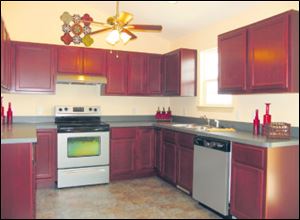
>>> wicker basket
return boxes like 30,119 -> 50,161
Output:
263,122 -> 291,139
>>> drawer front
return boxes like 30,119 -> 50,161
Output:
111,127 -> 136,139
162,129 -> 176,143
177,132 -> 195,149
232,143 -> 266,169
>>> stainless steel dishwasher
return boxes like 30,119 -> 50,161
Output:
193,136 -> 231,217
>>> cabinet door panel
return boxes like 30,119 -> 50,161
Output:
83,48 -> 106,76
154,129 -> 162,173
147,54 -> 162,95
110,139 -> 135,177
231,162 -> 265,219
105,51 -> 128,95
36,129 -> 56,188
128,53 -> 145,95
162,142 -> 176,184
135,128 -> 154,171
218,29 -> 247,93
248,14 -> 289,91
14,43 -> 55,92
57,46 -> 82,74
164,51 -> 180,95
177,146 -> 193,192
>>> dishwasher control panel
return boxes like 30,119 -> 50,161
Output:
194,136 -> 231,152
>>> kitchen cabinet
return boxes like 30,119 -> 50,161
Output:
218,28 -> 247,93
176,132 -> 194,193
231,142 -> 299,219
164,48 -> 197,96
57,46 -> 107,76
104,50 -> 128,95
11,42 -> 56,93
1,143 -> 36,219
161,129 -> 195,191
110,127 -> 155,181
154,128 -> 163,175
1,17 -> 11,90
36,129 -> 57,188
218,10 -> 299,94
135,128 -> 154,172
146,54 -> 163,95
127,52 -> 146,95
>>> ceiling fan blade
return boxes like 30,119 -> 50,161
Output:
89,27 -> 112,35
126,24 -> 163,31
122,29 -> 137,40
117,11 -> 133,25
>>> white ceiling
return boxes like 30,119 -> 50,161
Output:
2,1 -> 270,41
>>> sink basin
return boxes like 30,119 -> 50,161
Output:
171,123 -> 235,132
171,124 -> 191,127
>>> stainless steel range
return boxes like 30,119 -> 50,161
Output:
55,106 -> 110,188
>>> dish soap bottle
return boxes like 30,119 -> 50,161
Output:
253,109 -> 260,135
7,102 -> 13,124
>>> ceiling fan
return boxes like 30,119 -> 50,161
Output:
84,1 -> 163,45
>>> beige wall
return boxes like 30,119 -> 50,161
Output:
169,1 -> 299,126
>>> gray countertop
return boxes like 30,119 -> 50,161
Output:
1,121 -> 298,148
1,123 -> 57,144
109,121 -> 299,148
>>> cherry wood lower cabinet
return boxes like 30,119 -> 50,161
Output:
1,143 -> 36,219
231,142 -> 299,219
110,127 -> 155,181
154,128 -> 163,175
161,129 -> 195,194
36,129 -> 57,188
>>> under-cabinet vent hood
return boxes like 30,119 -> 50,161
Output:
56,74 -> 107,85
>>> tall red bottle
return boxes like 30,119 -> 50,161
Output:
263,103 -> 271,125
7,102 -> 13,124
253,109 -> 260,135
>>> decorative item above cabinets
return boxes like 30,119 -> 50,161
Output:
218,10 -> 299,94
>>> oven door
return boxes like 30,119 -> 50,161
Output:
57,131 -> 109,169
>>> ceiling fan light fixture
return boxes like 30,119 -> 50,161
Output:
120,31 -> 132,44
106,29 -> 120,45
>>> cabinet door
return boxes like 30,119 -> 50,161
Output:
218,29 -> 247,93
57,46 -> 82,74
135,128 -> 154,171
248,13 -> 289,92
154,129 -> 162,174
105,50 -> 128,95
36,129 -> 56,188
146,54 -> 162,95
162,142 -> 177,184
83,48 -> 106,76
1,143 -> 35,219
110,139 -> 135,179
127,52 -> 146,95
13,42 -> 56,92
230,162 -> 265,219
164,51 -> 180,96
177,147 -> 193,193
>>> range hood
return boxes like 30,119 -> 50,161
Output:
56,74 -> 107,85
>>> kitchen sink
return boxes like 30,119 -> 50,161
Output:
171,123 -> 235,132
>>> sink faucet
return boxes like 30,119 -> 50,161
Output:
214,119 -> 220,128
199,115 -> 210,126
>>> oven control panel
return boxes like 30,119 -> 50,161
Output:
55,106 -> 100,116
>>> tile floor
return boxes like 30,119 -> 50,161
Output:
37,177 -> 221,219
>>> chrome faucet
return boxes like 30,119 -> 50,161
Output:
214,119 -> 220,128
199,115 -> 210,126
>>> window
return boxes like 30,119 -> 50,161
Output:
199,48 -> 232,107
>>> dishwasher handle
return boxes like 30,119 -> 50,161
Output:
194,136 -> 231,152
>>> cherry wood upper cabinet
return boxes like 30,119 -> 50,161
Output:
105,50 -> 128,95
1,17 -> 11,90
57,46 -> 107,76
218,28 -> 247,94
57,46 -> 82,74
12,42 -> 56,93
127,52 -> 146,95
248,11 -> 298,92
146,54 -> 163,95
218,10 -> 299,94
164,48 -> 197,96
